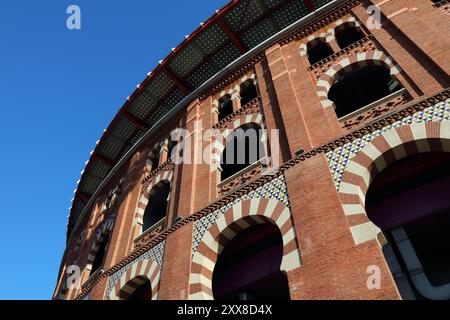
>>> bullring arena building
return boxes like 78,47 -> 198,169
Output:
54,0 -> 450,300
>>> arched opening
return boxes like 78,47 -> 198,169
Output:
239,80 -> 258,106
121,276 -> 152,300
167,139 -> 178,162
328,64 -> 402,118
90,233 -> 110,276
218,95 -> 233,122
366,151 -> 450,300
212,223 -> 290,300
220,123 -> 264,181
142,181 -> 170,232
147,148 -> 161,170
307,38 -> 334,65
335,23 -> 365,49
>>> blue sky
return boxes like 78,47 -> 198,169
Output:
0,0 -> 228,300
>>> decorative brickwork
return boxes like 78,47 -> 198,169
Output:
189,176 -> 300,300
105,241 -> 165,299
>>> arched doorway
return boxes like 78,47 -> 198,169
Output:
328,64 -> 402,118
120,276 -> 153,300
366,151 -> 450,300
142,181 -> 170,233
212,223 -> 290,300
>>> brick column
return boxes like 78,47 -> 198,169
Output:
263,41 -> 339,156
284,154 -> 400,299
353,1 -> 450,96
158,223 -> 193,299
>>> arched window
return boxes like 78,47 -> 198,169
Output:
123,276 -> 152,300
147,147 -> 161,170
328,64 -> 402,118
239,80 -> 258,106
90,233 -> 110,276
142,181 -> 170,232
212,223 -> 290,300
218,95 -> 233,122
167,139 -> 178,162
307,38 -> 334,65
366,152 -> 450,300
335,23 -> 365,49
220,123 -> 264,181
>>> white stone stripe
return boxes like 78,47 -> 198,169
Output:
140,259 -> 149,276
276,207 -> 291,228
282,228 -> 296,245
147,261 -> 157,281
192,253 -> 215,272
264,199 -> 278,218
280,250 -> 301,272
342,204 -> 365,216
202,232 -> 220,253
189,273 -> 211,286
411,123 -> 431,152
189,292 -> 213,300
350,222 -> 381,245
346,161 -> 371,188
130,262 -> 138,280
384,129 -> 407,159
339,182 -> 365,201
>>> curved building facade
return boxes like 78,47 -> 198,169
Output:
54,0 -> 450,300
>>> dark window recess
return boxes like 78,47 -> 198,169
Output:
212,223 -> 290,300
366,152 -> 450,300
90,235 -> 109,276
335,25 -> 365,49
307,40 -> 334,65
142,181 -> 170,232
240,80 -> 258,106
218,95 -> 233,122
167,139 -> 178,161
328,65 -> 402,118
127,278 -> 152,300
220,124 -> 264,181
148,150 -> 160,168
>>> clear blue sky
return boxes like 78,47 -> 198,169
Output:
0,0 -> 228,300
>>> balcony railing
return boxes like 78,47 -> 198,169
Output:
134,217 -> 166,248
142,159 -> 175,185
218,158 -> 265,196
81,268 -> 104,290
339,88 -> 412,130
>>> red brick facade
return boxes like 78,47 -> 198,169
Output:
54,0 -> 450,300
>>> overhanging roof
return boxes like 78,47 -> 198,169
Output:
68,0 -> 339,240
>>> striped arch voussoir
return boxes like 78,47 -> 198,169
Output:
316,50 -> 400,108
134,170 -> 174,227
189,198 -> 301,300
338,121 -> 450,245
299,33 -> 330,56
107,258 -> 160,300
85,218 -> 115,268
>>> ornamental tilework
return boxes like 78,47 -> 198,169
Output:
327,98 -> 450,190
104,240 -> 166,297
192,175 -> 291,254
